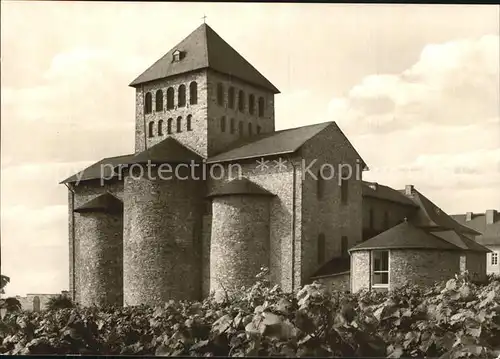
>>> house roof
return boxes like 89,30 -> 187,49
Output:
362,181 -> 418,207
74,193 -> 123,213
406,189 -> 481,236
120,137 -> 202,165
431,230 -> 490,252
311,256 -> 350,278
129,23 -> 279,93
350,221 -> 465,252
207,177 -> 274,198
60,154 -> 134,184
451,211 -> 500,246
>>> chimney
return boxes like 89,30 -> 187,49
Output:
466,212 -> 473,221
486,209 -> 497,225
405,185 -> 414,196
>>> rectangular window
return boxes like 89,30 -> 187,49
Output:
341,178 -> 348,204
492,252 -> 499,266
341,236 -> 348,257
372,250 -> 389,287
317,234 -> 325,264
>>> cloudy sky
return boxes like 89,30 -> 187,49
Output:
1,2 -> 499,296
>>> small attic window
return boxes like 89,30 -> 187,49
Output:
172,50 -> 183,62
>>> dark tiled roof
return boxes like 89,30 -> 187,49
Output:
74,193 -> 123,213
207,178 -> 274,198
362,181 -> 418,207
407,190 -> 481,236
60,154 -> 134,184
350,221 -> 461,252
431,230 -> 490,253
207,122 -> 331,163
451,211 -> 500,246
121,137 -> 202,165
311,256 -> 350,278
130,24 -> 279,93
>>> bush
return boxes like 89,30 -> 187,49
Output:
0,269 -> 499,357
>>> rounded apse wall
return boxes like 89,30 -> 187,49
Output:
123,165 -> 203,306
75,211 -> 123,307
210,195 -> 271,297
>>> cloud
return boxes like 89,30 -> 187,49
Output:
329,34 -> 499,134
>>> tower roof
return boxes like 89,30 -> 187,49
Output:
129,23 -> 280,93
207,178 -> 275,198
121,137 -> 203,165
74,193 -> 123,213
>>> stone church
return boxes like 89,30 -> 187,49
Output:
62,23 -> 488,307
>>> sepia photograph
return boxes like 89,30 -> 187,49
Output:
1,1 -> 499,357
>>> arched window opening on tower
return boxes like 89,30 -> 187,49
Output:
341,236 -> 348,257
187,115 -> 193,131
220,116 -> 226,132
341,177 -> 349,204
258,97 -> 265,117
167,118 -> 173,134
317,233 -> 325,264
317,169 -> 324,200
178,84 -> 186,107
230,118 -> 235,134
167,87 -> 175,110
217,83 -> 224,106
158,119 -> 164,136
369,208 -> 374,229
145,92 -> 152,114
189,81 -> 198,105
148,121 -> 155,138
249,94 -> 255,115
257,125 -> 261,134
238,90 -> 245,112
248,123 -> 253,136
228,87 -> 235,109
238,121 -> 244,136
155,90 -> 163,112
384,211 -> 389,229
176,116 -> 182,133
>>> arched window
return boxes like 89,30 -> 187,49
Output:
217,83 -> 224,106
148,121 -> 155,138
33,296 -> 40,312
189,81 -> 198,105
144,92 -> 152,114
167,118 -> 173,134
248,123 -> 253,136
317,169 -> 324,200
238,90 -> 245,112
155,90 -> 163,112
228,87 -> 235,109
249,94 -> 255,115
176,116 -> 182,133
258,97 -> 265,117
220,116 -> 226,132
178,84 -> 186,107
257,125 -> 261,134
238,121 -> 244,136
317,234 -> 325,263
187,115 -> 192,131
158,119 -> 164,136
167,87 -> 174,110
230,118 -> 235,134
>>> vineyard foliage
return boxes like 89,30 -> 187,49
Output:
1,270 -> 499,357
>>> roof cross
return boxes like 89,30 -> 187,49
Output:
202,14 -> 207,24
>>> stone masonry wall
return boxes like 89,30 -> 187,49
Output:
206,70 -> 275,155
123,165 -> 204,306
390,249 -> 461,288
351,251 -> 370,292
206,156 -> 302,293
314,273 -> 350,292
210,195 -> 271,298
135,70 -> 208,156
300,123 -> 364,284
74,212 -> 123,307
70,180 -> 124,305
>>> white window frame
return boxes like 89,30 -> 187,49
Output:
371,250 -> 390,288
492,252 -> 499,266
